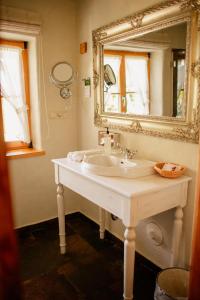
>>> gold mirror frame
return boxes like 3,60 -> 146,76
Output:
93,0 -> 200,143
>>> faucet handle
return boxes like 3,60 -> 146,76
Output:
115,144 -> 137,159
124,147 -> 137,160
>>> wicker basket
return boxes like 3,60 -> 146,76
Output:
154,162 -> 186,179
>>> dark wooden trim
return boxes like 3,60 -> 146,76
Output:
0,96 -> 21,300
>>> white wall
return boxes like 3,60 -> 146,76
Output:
77,0 -> 199,268
150,51 -> 164,115
1,0 -> 81,227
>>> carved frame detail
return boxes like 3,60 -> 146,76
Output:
93,0 -> 200,143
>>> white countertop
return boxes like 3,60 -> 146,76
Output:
52,158 -> 191,199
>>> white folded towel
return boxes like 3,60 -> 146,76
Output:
67,149 -> 103,163
162,163 -> 182,172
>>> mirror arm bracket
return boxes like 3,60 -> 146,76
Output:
93,70 -> 99,89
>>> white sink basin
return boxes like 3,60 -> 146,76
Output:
82,154 -> 155,178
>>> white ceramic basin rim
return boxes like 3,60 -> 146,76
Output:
83,154 -> 136,167
82,154 -> 155,178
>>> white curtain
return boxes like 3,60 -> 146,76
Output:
0,46 -> 30,143
125,56 -> 149,115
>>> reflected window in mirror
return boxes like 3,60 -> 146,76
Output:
104,50 -> 150,115
102,22 -> 187,119
104,53 -> 121,113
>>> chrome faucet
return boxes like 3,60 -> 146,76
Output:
115,143 -> 137,160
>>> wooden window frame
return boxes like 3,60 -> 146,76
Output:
104,49 -> 150,113
0,39 -> 32,151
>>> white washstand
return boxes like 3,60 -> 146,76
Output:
52,155 -> 190,300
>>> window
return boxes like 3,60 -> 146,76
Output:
104,50 -> 150,115
0,39 -> 31,150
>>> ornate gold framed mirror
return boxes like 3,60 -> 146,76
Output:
93,0 -> 200,143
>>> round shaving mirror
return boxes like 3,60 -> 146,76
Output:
104,64 -> 116,88
50,61 -> 74,99
50,61 -> 74,87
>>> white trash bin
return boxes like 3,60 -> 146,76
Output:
154,268 -> 189,300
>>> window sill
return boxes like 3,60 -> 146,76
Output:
6,149 -> 45,160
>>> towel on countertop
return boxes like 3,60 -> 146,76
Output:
67,149 -> 103,162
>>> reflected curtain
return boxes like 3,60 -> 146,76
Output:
125,56 -> 149,115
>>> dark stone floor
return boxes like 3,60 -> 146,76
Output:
17,213 -> 160,300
